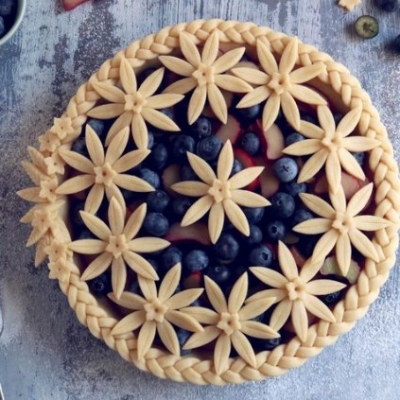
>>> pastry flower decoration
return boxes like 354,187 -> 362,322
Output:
69,198 -> 170,298
160,31 -> 252,124
110,263 -> 204,359
171,140 -> 270,243
284,105 -> 380,190
232,37 -> 326,132
181,273 -> 279,375
88,59 -> 183,148
45,240 -> 77,283
248,242 -> 346,342
56,125 -> 153,214
293,183 -> 391,275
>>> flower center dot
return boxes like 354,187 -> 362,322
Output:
125,93 -> 147,112
106,234 -> 128,258
268,72 -> 290,95
193,64 -> 215,86
94,162 -> 117,186
208,179 -> 231,203
217,312 -> 241,336
144,299 -> 168,322
285,278 -> 306,301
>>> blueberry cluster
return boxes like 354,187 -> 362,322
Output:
68,70 -> 359,352
0,0 -> 17,39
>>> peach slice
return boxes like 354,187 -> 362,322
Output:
234,149 -> 261,191
254,120 -> 285,161
320,256 -> 361,284
315,171 -> 370,200
162,164 -> 180,196
290,245 -> 306,268
165,222 -> 211,246
258,162 -> 280,198
215,115 -> 241,144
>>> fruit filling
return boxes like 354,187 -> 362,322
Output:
20,33 -> 390,368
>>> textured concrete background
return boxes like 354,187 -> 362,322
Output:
1,0 -> 400,399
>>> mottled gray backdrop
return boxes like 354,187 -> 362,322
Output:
1,0 -> 400,399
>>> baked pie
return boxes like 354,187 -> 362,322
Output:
18,20 -> 400,385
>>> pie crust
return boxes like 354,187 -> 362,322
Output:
18,20 -> 400,385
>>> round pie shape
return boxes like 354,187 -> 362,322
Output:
19,19 -> 400,385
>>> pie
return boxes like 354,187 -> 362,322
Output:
18,19 -> 400,385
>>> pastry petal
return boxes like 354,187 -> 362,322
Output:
112,149 -> 150,174
88,103 -> 125,120
183,326 -> 221,350
188,85 -> 207,125
223,199 -> 250,236
145,93 -> 184,110
158,263 -> 181,302
81,251 -> 113,280
119,58 -> 137,94
214,74 -> 252,93
165,288 -> 204,310
108,292 -> 146,310
306,279 -> 346,296
281,91 -> 301,130
238,297 -> 276,320
157,319 -> 180,356
231,330 -> 257,367
69,239 -> 107,255
105,111 -> 132,146
179,32 -> 201,68
137,276 -> 157,301
291,300 -> 309,342
92,81 -> 125,103
111,310 -> 146,335
236,85 -> 271,109
283,139 -> 322,156
228,273 -> 248,313
202,31 -> 220,66
289,63 -> 325,84
131,112 -> 149,150
214,334 -> 231,375
337,107 -> 362,138
209,202 -> 225,244
208,83 -> 228,123
56,174 -> 95,195
113,174 -> 154,192
217,140 -> 234,181
128,237 -> 170,253
166,310 -> 204,333
171,181 -> 210,197
181,195 -> 213,226
293,218 -> 331,235
289,84 -> 327,105
230,190 -> 270,208
262,93 -> 281,132
279,37 -> 298,75
257,40 -> 279,75
105,127 -> 129,165
338,148 -> 365,181
270,298 -> 292,331
298,193 -> 335,219
123,251 -> 159,280
139,67 -> 164,98
111,257 -> 127,299
336,233 -> 352,275
303,293 -> 336,323
249,267 -> 287,288
231,68 -> 269,85
317,105 -> 336,135
204,276 -> 228,313
278,241 -> 299,281
108,197 -> 125,235
213,47 -> 246,74
124,203 -> 146,240
163,77 -> 197,95
58,150 -> 94,174
85,184 -> 105,214
229,167 -> 264,190
80,210 -> 112,240
137,320 -> 157,359
159,56 -> 194,77
348,229 -> 379,262
179,307 -> 219,325
187,152 -> 216,184
353,216 -> 391,231
312,229 -> 339,263
341,136 -> 380,152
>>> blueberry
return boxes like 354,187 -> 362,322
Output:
301,113 -> 318,125
0,16 -> 5,38
138,68 -> 158,84
230,159 -> 243,176
184,250 -> 209,272
160,108 -> 174,121
292,209 -> 314,227
172,197 -> 192,216
214,233 -> 240,261
87,119 -> 107,142
273,157 -> 298,183
76,228 -> 96,240
127,279 -> 142,296
333,113 -> 343,125
0,0 -> 14,16
375,0 -> 399,12
180,164 -> 198,181
241,224 -> 263,245
285,133 -> 304,147
161,247 -> 183,271
297,235 -> 319,258
147,259 -> 159,275
240,132 -> 260,156
236,104 -> 261,120
143,212 -> 169,237
281,180 -> 307,197
176,328 -> 191,349
393,34 -> 400,53
243,207 -> 264,224
146,190 -> 170,212
88,273 -> 111,296
71,201 -> 85,227
146,143 -> 168,171
205,265 -> 231,285
196,136 -> 223,161
265,220 -> 286,242
270,192 -> 295,218
120,189 -> 137,206
173,134 -> 196,161
71,137 -> 88,157
136,168 -> 160,189
319,291 -> 343,305
147,132 -> 155,149
189,116 -> 212,139
352,152 -> 365,166
251,337 -> 281,351
249,245 -> 273,267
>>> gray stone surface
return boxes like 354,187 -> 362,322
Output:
1,0 -> 400,399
